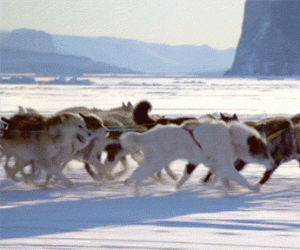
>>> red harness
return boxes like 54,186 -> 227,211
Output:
183,127 -> 202,149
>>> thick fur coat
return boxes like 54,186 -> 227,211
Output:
0,111 -> 107,186
105,119 -> 272,195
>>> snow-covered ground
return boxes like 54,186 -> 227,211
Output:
1,76 -> 300,249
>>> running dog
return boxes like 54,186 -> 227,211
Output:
58,102 -> 147,181
203,115 -> 300,189
0,111 -> 107,187
132,100 -> 239,181
105,119 -> 273,196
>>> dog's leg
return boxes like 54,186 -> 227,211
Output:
51,170 -> 72,187
21,161 -> 42,183
124,171 -> 140,196
218,165 -> 259,192
84,163 -> 105,180
296,157 -> 300,168
177,163 -> 197,189
39,156 -> 73,187
3,155 -> 27,182
112,156 -> 128,179
257,167 -> 277,186
4,155 -> 19,181
152,165 -> 177,182
202,171 -> 213,183
84,163 -> 96,179
37,173 -> 53,187
84,161 -> 106,181
219,177 -> 231,196
164,165 -> 178,181
125,162 -> 159,196
203,159 -> 247,183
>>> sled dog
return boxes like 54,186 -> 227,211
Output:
0,111 -> 107,186
105,119 -> 273,195
204,115 -> 300,188
58,102 -> 147,180
131,100 -> 239,181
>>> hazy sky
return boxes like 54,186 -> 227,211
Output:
0,0 -> 246,50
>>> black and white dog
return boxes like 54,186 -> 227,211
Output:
203,115 -> 300,189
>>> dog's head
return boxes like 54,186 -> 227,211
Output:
228,121 -> 273,168
46,113 -> 91,149
220,113 -> 238,122
79,113 -> 109,139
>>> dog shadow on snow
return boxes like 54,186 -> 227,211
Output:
1,183 -> 300,239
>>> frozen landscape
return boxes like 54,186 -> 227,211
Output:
1,75 -> 300,249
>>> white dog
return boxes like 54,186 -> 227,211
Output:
105,119 -> 273,195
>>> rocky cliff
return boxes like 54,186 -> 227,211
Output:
225,0 -> 300,77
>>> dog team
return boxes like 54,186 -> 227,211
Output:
0,100 -> 299,195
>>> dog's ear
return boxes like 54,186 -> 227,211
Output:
220,113 -> 225,119
79,113 -> 106,131
233,114 -> 238,121
79,113 -> 87,121
127,101 -> 133,110
122,101 -> 133,111
59,114 -> 69,123
18,106 -> 25,114
26,107 -> 39,114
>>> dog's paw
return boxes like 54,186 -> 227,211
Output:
105,174 -> 115,181
252,183 -> 261,192
170,174 -> 178,181
176,182 -> 182,190
124,178 -> 130,186
63,180 -> 73,188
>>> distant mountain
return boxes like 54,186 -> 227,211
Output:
53,35 -> 236,74
1,29 -> 56,53
0,29 -> 236,74
0,47 -> 137,75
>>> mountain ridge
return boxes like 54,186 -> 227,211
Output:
53,34 -> 235,74
0,29 -> 235,74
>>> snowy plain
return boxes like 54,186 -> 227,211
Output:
1,75 -> 300,249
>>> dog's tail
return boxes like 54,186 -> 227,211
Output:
133,100 -> 156,129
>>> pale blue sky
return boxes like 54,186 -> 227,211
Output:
1,0 -> 246,49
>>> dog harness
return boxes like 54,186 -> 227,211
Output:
266,127 -> 290,142
183,127 -> 202,149
267,127 -> 300,153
